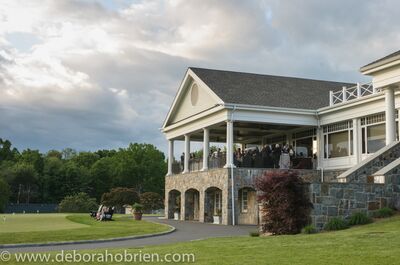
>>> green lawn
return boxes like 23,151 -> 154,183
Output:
4,215 -> 400,265
0,214 -> 170,244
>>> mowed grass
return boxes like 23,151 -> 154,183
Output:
6,215 -> 400,265
0,214 -> 170,245
0,214 -> 87,233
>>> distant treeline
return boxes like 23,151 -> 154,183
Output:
0,138 -> 167,208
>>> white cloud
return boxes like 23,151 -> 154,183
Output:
0,0 -> 400,155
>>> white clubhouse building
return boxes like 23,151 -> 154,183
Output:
162,50 -> 400,226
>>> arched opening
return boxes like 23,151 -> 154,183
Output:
184,188 -> 200,221
238,187 -> 258,225
167,189 -> 181,219
204,187 -> 223,224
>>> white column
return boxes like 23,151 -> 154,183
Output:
224,120 -> 235,168
183,134 -> 190,173
352,118 -> 361,164
385,87 -> 396,145
398,109 -> 400,141
167,140 -> 174,175
202,128 -> 210,171
316,127 -> 323,169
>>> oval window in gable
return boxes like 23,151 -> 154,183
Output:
190,83 -> 199,106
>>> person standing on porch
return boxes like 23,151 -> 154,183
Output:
272,144 -> 281,168
279,144 -> 291,169
180,152 -> 184,172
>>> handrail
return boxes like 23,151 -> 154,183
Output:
329,82 -> 382,106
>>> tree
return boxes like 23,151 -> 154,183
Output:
10,163 -> 39,204
58,192 -> 98,213
101,187 -> 140,212
89,157 -> 114,200
0,138 -> 19,162
19,149 -> 44,174
61,148 -> 77,160
256,171 -> 313,235
0,178 -> 10,212
113,143 -> 166,194
140,192 -> 164,213
73,152 -> 100,168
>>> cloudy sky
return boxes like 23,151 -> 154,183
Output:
1,0 -> 400,156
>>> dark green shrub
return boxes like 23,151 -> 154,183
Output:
373,207 -> 394,218
325,217 -> 349,231
140,192 -> 164,213
301,225 -> 317,234
101,187 -> 140,213
256,171 -> 313,235
249,231 -> 260,237
348,212 -> 372,226
59,192 -> 98,213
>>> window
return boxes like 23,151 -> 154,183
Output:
241,189 -> 248,213
323,121 -> 353,158
366,124 -> 385,153
361,113 -> 387,154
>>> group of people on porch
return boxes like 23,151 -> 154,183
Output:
180,143 -> 315,170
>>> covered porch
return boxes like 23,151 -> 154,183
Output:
167,120 -> 320,175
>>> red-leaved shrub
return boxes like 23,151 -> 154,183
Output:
256,171 -> 312,235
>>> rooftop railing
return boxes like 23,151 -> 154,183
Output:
329,82 -> 382,106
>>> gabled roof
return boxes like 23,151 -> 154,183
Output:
190,67 -> 355,110
360,49 -> 400,73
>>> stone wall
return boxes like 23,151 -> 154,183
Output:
308,182 -> 400,230
165,168 -> 230,224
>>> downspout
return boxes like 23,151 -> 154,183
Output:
230,105 -> 236,226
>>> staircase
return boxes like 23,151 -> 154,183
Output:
336,141 -> 400,183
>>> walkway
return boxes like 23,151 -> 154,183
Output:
5,217 -> 257,253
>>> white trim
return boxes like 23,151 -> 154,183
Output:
361,58 -> 400,75
162,68 -> 224,129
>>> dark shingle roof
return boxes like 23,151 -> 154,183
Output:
360,49 -> 400,72
190,67 -> 355,110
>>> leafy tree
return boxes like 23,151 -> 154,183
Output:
256,171 -> 313,235
0,138 -> 19,162
58,192 -> 98,213
61,148 -> 77,160
73,152 -> 100,168
101,187 -> 140,212
9,163 -> 39,204
41,156 -> 64,202
46,150 -> 62,159
19,149 -> 44,174
0,178 -> 10,212
89,157 -> 116,199
140,192 -> 164,213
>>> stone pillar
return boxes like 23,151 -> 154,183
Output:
167,140 -> 174,175
202,128 -> 210,171
183,134 -> 190,173
198,189 -> 205,222
164,189 -> 169,219
385,87 -> 396,145
180,191 -> 186,221
224,120 -> 235,168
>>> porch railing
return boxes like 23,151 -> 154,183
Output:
329,82 -> 382,106
171,156 -> 227,174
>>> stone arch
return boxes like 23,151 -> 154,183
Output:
238,186 -> 258,225
184,188 -> 200,221
167,189 -> 181,219
204,186 -> 223,223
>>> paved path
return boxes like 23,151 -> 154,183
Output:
5,217 -> 256,253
